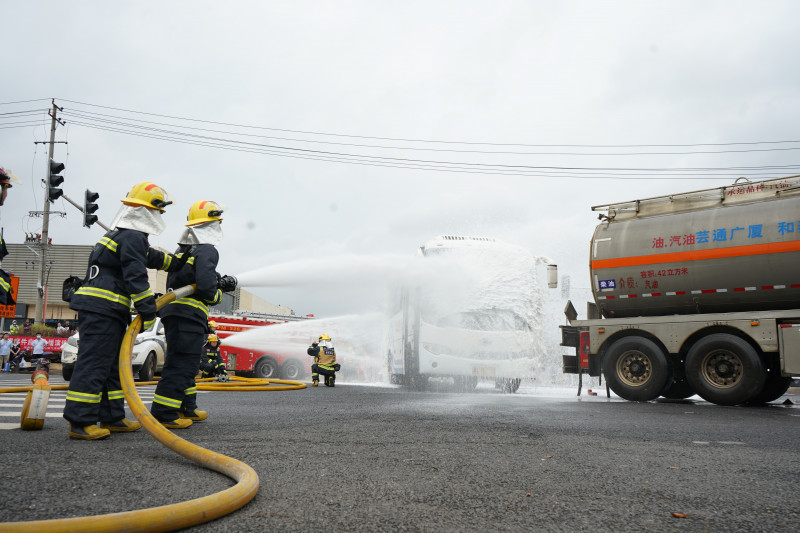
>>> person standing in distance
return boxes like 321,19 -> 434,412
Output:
0,333 -> 11,372
151,201 -> 237,427
31,333 -> 48,366
63,182 -> 181,440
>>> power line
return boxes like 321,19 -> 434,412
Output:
0,109 -> 48,116
0,99 -> 50,106
65,119 -> 800,180
0,122 -> 49,130
3,98 -> 799,180
59,109 -> 800,156
62,116 -> 800,172
56,98 -> 800,149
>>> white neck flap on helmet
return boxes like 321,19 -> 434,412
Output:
178,220 -> 224,246
111,205 -> 167,236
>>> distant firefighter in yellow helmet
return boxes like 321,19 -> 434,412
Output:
151,200 -> 238,427
308,334 -> 341,387
200,334 -> 228,380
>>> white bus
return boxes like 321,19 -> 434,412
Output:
386,235 -> 557,392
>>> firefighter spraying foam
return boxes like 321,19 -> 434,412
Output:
200,334 -> 229,381
150,200 -> 237,428
308,334 -> 340,387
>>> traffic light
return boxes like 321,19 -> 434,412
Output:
48,159 -> 65,203
83,189 -> 100,227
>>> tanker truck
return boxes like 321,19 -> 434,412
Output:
560,175 -> 800,405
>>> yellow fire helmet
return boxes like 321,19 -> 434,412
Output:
319,334 -> 331,342
208,320 -> 218,330
207,334 -> 219,343
0,166 -> 22,186
122,182 -> 172,211
186,200 -> 225,227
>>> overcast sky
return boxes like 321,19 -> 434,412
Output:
2,1 -> 799,317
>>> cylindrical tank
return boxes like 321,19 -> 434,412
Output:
590,185 -> 800,318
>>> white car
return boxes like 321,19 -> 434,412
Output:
60,318 -> 167,382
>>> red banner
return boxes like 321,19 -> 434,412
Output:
11,336 -> 69,355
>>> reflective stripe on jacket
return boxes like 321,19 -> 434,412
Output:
70,229 -> 157,319
160,243 -> 222,326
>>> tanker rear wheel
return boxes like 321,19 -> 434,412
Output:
602,337 -> 670,401
685,334 -> 765,406
746,359 -> 792,404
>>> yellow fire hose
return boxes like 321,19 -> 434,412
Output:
0,285 -> 307,532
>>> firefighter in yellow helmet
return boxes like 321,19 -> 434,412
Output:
151,200 -> 237,427
308,334 -> 340,387
64,182 -> 189,440
200,334 -> 228,380
0,166 -> 21,306
0,165 -> 21,207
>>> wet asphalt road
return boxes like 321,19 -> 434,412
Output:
1,374 -> 798,532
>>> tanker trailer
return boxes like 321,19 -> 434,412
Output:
561,175 -> 800,406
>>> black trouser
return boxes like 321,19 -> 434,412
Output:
63,311 -> 128,426
311,363 -> 336,386
151,317 -> 205,421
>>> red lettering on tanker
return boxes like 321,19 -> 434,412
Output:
727,181 -> 791,196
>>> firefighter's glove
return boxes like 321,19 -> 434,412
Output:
217,274 -> 238,293
173,244 -> 193,269
333,363 -> 341,372
142,315 -> 156,331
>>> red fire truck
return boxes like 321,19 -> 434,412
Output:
211,312 -> 313,380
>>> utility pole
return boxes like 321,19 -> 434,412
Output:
34,100 -> 65,325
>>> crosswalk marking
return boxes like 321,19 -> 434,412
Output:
0,411 -> 65,417
0,384 -> 206,429
0,382 -> 169,429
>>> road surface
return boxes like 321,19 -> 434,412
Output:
1,373 -> 798,532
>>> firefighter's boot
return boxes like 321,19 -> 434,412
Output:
311,379 -> 319,387
101,418 -> 142,432
159,418 -> 193,430
179,409 -> 208,421
325,375 -> 335,387
69,423 -> 111,440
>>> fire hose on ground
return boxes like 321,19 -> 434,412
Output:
0,285 -> 306,532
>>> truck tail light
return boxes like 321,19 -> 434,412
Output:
579,331 -> 590,369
